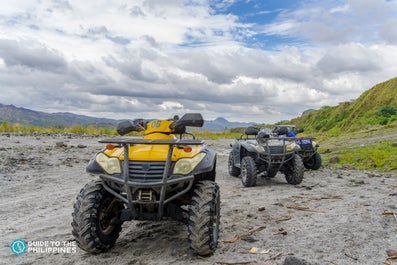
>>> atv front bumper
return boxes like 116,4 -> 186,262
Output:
89,138 -> 210,220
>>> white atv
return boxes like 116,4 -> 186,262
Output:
228,126 -> 304,187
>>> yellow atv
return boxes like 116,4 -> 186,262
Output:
71,114 -> 219,256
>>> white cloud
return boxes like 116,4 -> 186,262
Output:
0,0 -> 397,123
159,101 -> 184,110
330,4 -> 350,14
316,43 -> 381,75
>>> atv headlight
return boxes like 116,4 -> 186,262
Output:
286,143 -> 300,152
312,141 -> 319,148
173,153 -> 206,175
96,153 -> 121,174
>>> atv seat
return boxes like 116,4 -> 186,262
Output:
273,126 -> 288,136
245,126 -> 260,135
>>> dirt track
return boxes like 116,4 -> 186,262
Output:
0,133 -> 396,265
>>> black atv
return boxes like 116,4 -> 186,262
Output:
72,113 -> 220,256
228,126 -> 304,187
272,125 -> 322,170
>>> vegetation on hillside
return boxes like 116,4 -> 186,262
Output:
316,123 -> 397,171
323,140 -> 397,171
291,77 -> 397,134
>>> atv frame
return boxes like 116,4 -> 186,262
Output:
72,113 -> 220,256
97,137 -> 212,220
272,125 -> 322,170
228,127 -> 304,187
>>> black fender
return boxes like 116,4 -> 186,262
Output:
86,154 -> 105,174
239,141 -> 259,154
230,139 -> 258,169
230,139 -> 241,168
192,146 -> 217,176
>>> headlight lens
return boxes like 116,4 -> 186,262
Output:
312,141 -> 319,148
286,143 -> 300,152
96,153 -> 121,174
173,153 -> 206,175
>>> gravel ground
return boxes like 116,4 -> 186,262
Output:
0,133 -> 396,265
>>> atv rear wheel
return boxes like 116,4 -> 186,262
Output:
72,180 -> 124,253
240,156 -> 257,187
284,154 -> 304,185
304,152 -> 322,170
228,152 -> 240,177
188,180 -> 220,256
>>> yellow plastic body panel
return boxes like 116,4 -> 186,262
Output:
145,119 -> 173,135
103,121 -> 202,161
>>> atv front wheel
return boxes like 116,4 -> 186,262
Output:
304,152 -> 322,170
284,154 -> 304,185
72,180 -> 124,253
228,152 -> 240,177
188,180 -> 220,256
240,156 -> 257,187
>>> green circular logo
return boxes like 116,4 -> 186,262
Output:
11,239 -> 27,255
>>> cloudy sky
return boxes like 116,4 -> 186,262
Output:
1,0 -> 397,123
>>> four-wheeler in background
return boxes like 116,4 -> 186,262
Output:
272,125 -> 322,170
72,113 -> 220,256
228,126 -> 305,187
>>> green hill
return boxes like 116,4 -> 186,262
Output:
291,77 -> 397,133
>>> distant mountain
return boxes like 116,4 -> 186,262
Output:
0,103 -> 253,132
0,103 -> 117,128
291,77 -> 397,132
199,117 -> 254,132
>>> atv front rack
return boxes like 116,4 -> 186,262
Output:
98,138 -> 204,220
258,137 -> 295,163
239,137 -> 296,174
99,138 -> 204,146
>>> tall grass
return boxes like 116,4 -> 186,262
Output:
0,121 -> 118,135
193,130 -> 241,140
0,121 -> 241,139
321,140 -> 397,171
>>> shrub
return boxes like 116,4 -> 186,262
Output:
0,121 -> 13,132
379,117 -> 389,125
378,106 -> 396,118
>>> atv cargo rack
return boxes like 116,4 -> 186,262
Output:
97,137 -> 204,219
258,137 -> 295,162
237,136 -> 295,174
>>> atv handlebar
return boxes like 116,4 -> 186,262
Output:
99,138 -> 204,145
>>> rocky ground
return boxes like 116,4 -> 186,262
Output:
0,133 -> 396,265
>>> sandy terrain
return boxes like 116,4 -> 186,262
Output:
0,133 -> 396,265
